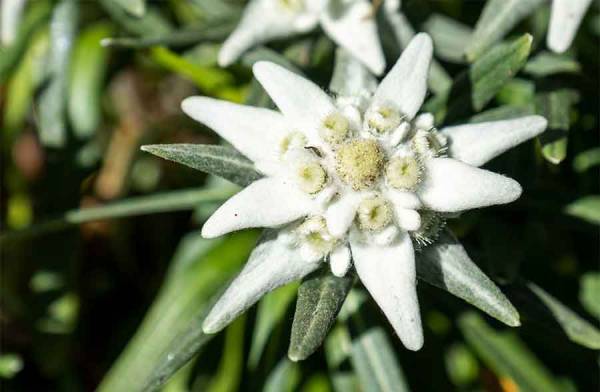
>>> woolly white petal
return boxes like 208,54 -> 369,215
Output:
320,0 -> 385,75
330,245 -> 352,277
386,189 -> 422,210
218,0 -> 319,66
202,177 -> 315,238
351,232 -> 423,350
325,193 -> 362,237
441,116 -> 548,167
419,158 -> 522,213
181,96 -> 287,166
396,208 -> 421,231
371,33 -> 433,119
253,61 -> 336,144
547,0 -> 592,53
203,230 -> 321,333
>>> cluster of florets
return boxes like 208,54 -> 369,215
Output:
276,95 -> 449,269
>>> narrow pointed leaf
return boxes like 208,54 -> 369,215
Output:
573,148 -> 600,173
107,0 -> 146,17
507,282 -> 600,349
524,51 -> 581,77
459,313 -> 563,392
580,273 -> 600,320
535,89 -> 579,164
142,144 -> 263,187
350,326 -> 411,392
427,34 -> 532,122
288,271 -> 353,361
416,230 -> 520,327
68,22 -> 113,139
263,359 -> 301,392
465,0 -> 543,61
1,186 -> 236,245
38,0 -> 78,147
564,196 -> 600,225
99,231 -> 259,392
424,14 -> 472,64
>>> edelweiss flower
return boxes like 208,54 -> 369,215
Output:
547,0 -> 592,53
181,34 -> 547,350
219,0 -> 385,74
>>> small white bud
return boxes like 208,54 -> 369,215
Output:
389,121 -> 411,146
385,156 -> 422,190
296,161 -> 327,194
330,245 -> 352,277
357,196 -> 392,231
296,216 -> 336,261
321,112 -> 350,145
414,113 -> 435,130
365,105 -> 402,134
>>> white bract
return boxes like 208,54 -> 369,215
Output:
547,0 -> 592,53
219,0 -> 386,74
182,33 -> 547,351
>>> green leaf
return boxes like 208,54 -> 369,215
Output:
206,316 -> 246,392
535,89 -> 579,164
0,0 -> 51,84
149,46 -> 234,96
68,22 -> 113,139
459,313 -> 563,392
416,230 -> 521,327
470,34 -> 533,111
263,359 -> 301,392
37,0 -> 78,147
469,105 -> 535,123
573,147 -> 600,173
424,14 -> 472,64
445,343 -> 479,387
465,0 -> 543,61
524,51 -> 581,77
3,27 -> 49,140
0,186 -> 236,245
248,283 -> 299,368
142,144 -> 262,187
99,0 -> 172,37
0,353 -> 23,379
98,231 -> 259,392
107,0 -> 146,17
427,34 -> 532,122
350,326 -> 411,392
580,273 -> 600,320
324,324 -> 360,392
564,196 -> 600,225
288,271 -> 353,361
526,283 -> 600,349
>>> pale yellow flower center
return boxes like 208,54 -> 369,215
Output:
335,139 -> 385,190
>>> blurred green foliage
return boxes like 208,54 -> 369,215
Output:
0,0 -> 598,391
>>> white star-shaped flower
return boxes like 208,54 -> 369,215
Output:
547,0 -> 592,53
219,0 -> 386,74
181,33 -> 547,350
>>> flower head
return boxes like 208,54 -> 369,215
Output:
219,0 -> 386,74
181,33 -> 547,351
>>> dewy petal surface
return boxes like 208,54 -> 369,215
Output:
253,61 -> 336,144
419,158 -> 522,213
202,177 -> 316,238
320,0 -> 385,75
371,33 -> 433,119
218,0 -> 318,66
441,116 -> 548,167
203,230 -> 322,333
351,232 -> 424,351
547,0 -> 592,53
181,96 -> 287,166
